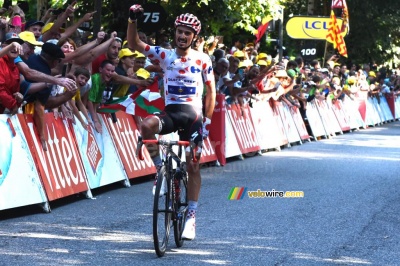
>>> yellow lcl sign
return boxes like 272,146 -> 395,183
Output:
286,16 -> 348,40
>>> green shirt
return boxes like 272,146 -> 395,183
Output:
88,73 -> 107,103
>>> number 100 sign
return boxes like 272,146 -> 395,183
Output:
299,43 -> 318,61
138,3 -> 167,32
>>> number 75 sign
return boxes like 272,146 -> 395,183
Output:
137,3 -> 167,32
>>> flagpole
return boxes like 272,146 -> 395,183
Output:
322,41 -> 328,67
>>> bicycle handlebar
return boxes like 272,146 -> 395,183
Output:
136,136 -> 198,163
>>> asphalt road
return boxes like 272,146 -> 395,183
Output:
1,121 -> 399,266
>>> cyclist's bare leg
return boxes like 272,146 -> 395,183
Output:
181,152 -> 201,240
140,116 -> 161,158
185,153 -> 201,201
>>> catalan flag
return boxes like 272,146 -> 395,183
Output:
326,10 -> 348,58
228,187 -> 247,200
340,0 -> 349,33
254,15 -> 273,44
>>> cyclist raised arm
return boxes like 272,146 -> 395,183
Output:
127,5 -> 216,241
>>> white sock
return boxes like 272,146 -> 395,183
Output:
187,201 -> 197,219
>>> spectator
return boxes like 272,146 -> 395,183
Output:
0,36 -> 24,114
87,59 -> 152,133
92,36 -> 122,74
15,31 -> 77,92
214,58 -> 229,94
25,42 -> 72,150
70,67 -> 92,130
24,20 -> 44,41
113,48 -> 137,97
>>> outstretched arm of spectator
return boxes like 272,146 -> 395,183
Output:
45,86 -> 77,109
74,31 -> 117,66
59,11 -> 97,43
63,31 -> 105,63
111,73 -> 153,87
70,99 -> 89,130
87,101 -> 102,133
41,7 -> 56,23
127,5 -> 146,53
42,1 -> 76,42
17,62 -> 77,91
33,101 -> 47,151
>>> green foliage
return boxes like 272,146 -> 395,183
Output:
29,0 -> 400,66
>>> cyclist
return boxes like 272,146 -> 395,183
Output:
127,6 -> 216,240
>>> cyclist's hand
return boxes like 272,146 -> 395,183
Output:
129,4 -> 144,21
202,117 -> 211,139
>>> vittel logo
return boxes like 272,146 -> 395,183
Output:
108,116 -> 152,172
28,121 -> 85,192
229,108 -> 257,149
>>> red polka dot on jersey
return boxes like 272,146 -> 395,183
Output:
171,97 -> 176,101
161,52 -> 165,59
196,59 -> 201,65
202,63 -> 207,69
145,45 -> 150,51
153,59 -> 160,64
148,54 -> 154,58
186,98 -> 192,102
179,70 -> 185,74
181,57 -> 187,62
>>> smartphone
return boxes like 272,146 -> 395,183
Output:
238,69 -> 244,79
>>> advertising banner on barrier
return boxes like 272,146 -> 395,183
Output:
306,101 -> 327,139
250,100 -> 284,150
290,105 -> 310,141
395,96 -> 400,119
104,112 -> 155,179
270,101 -> 290,147
379,96 -> 394,122
72,114 -> 129,189
199,136 -> 218,164
20,114 -> 89,201
385,93 -> 396,119
224,109 -> 242,159
226,103 -> 260,154
210,94 -> 226,165
366,97 -> 382,125
0,115 -> 48,211
316,100 -> 342,135
276,102 -> 301,144
331,100 -> 351,132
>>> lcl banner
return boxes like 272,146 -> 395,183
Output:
19,114 -> 89,201
0,115 -> 48,211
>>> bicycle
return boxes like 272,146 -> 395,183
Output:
136,136 -> 197,257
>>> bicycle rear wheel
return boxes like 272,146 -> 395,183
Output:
153,166 -> 171,257
174,163 -> 188,247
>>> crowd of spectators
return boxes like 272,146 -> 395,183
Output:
0,3 -> 399,150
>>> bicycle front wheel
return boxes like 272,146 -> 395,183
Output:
174,164 -> 188,247
153,166 -> 171,257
